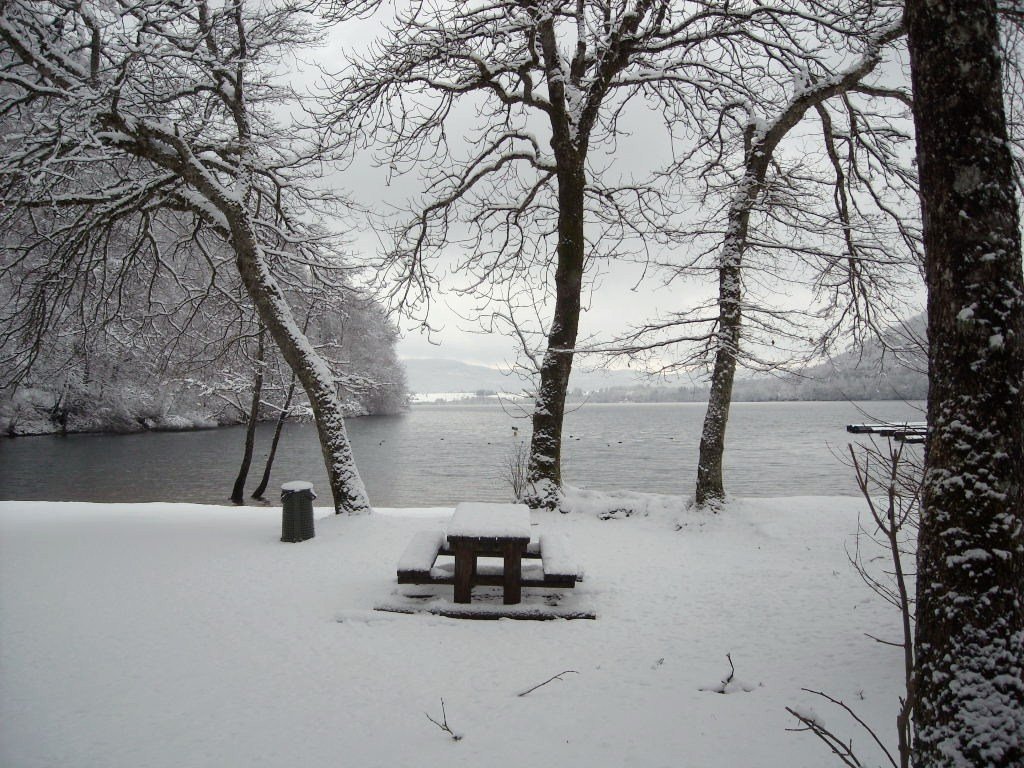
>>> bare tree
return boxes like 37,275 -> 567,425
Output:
251,371 -> 298,500
604,4 -> 918,507
503,436 -> 532,501
230,325 -> 265,504
0,0 -> 371,512
691,18 -> 912,507
325,0 -> 846,508
0,202 -> 265,432
905,0 -> 1024,765
848,439 -> 920,768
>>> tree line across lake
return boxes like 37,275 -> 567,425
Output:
0,290 -> 407,438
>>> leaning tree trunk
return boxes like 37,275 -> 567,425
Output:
168,155 -> 368,513
906,0 -> 1024,765
253,308 -> 310,500
217,205 -> 369,513
230,326 -> 265,504
526,163 -> 586,510
29,5 -> 371,514
234,247 -> 369,514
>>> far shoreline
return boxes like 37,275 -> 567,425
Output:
1,407 -> 393,440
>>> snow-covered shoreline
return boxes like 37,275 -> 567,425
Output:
0,496 -> 907,768
0,407 -> 379,439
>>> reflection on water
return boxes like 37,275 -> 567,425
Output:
0,401 -> 924,506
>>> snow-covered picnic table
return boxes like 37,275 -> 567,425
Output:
447,503 -> 532,604
396,502 -> 580,606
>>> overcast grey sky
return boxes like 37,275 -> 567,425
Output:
389,259 -> 707,368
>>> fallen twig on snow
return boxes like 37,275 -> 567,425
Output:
517,670 -> 578,697
721,652 -> 736,689
425,698 -> 462,741
698,652 -> 759,694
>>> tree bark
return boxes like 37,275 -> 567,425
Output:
906,0 -> 1024,764
230,326 -> 264,504
696,121 -> 771,507
526,163 -> 586,510
695,180 -> 750,507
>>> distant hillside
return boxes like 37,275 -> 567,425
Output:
402,358 -> 653,395
586,315 -> 927,403
403,316 -> 927,403
402,359 -> 519,394
746,315 -> 926,401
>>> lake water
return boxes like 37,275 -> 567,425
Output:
0,401 -> 924,506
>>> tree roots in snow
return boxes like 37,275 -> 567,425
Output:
699,653 -> 758,694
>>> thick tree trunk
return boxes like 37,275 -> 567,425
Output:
906,1 -> 1024,764
526,164 -> 586,510
695,151 -> 763,507
252,374 -> 296,500
230,327 -> 264,504
695,212 -> 745,507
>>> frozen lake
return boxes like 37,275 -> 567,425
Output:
0,401 -> 924,506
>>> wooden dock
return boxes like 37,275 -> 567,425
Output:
846,422 -> 927,443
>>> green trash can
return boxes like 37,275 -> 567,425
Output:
281,481 -> 316,542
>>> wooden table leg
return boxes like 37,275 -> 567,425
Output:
503,541 -> 523,605
453,542 -> 475,604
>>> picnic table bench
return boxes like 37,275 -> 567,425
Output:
397,502 -> 581,605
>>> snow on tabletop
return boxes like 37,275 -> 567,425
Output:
447,502 -> 531,539
0,497 -> 909,768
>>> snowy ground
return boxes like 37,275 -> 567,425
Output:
0,496 -> 907,768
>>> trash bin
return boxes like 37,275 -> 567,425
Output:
281,481 -> 316,542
